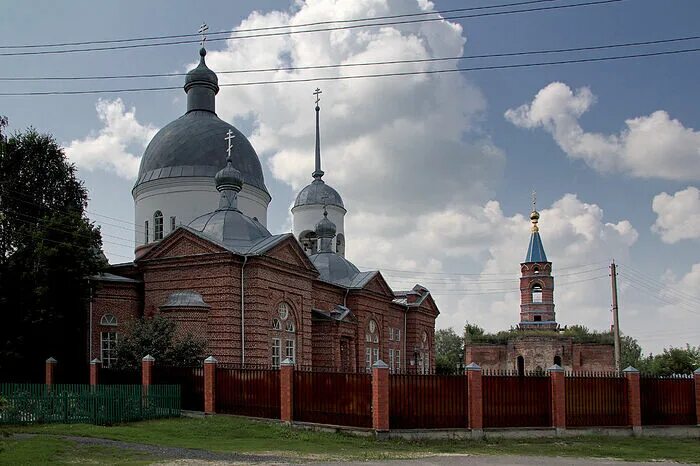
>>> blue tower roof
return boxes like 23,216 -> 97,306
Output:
525,231 -> 547,263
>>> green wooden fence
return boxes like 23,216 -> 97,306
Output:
0,383 -> 180,425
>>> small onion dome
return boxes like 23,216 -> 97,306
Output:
184,48 -> 219,93
315,209 -> 337,238
215,158 -> 244,192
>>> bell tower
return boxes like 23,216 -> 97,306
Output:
519,196 -> 557,330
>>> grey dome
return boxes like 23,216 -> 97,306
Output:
134,111 -> 268,194
185,48 -> 218,91
215,159 -> 243,191
189,209 -> 271,249
294,179 -> 344,209
309,252 -> 360,285
315,211 -> 336,238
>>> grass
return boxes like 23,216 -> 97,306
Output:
3,416 -> 700,463
0,435 -> 155,465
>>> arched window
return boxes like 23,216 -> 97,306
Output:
365,319 -> 380,372
299,231 -> 318,255
100,314 -> 118,368
271,302 -> 295,367
517,355 -> 525,376
335,233 -> 345,256
554,355 -> 562,367
100,314 -> 117,326
533,266 -> 540,274
418,331 -> 430,374
531,284 -> 543,303
153,211 -> 164,241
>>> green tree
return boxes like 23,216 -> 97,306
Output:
620,335 -> 643,370
435,328 -> 463,374
642,345 -> 699,376
114,316 -> 206,369
0,119 -> 104,372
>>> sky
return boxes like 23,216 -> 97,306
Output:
1,0 -> 699,355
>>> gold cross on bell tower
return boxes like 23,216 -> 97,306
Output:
198,23 -> 209,47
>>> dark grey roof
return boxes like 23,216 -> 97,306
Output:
188,209 -> 272,250
161,291 -> 210,309
134,111 -> 268,194
312,305 -> 355,322
309,252 -> 376,288
294,179 -> 344,209
180,225 -> 292,257
89,273 -> 141,284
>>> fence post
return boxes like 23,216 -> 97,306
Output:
372,360 -> 389,434
694,368 -> 700,426
90,358 -> 101,386
466,362 -> 483,438
204,356 -> 217,414
280,358 -> 294,423
45,357 -> 57,390
548,364 -> 566,434
624,366 -> 642,436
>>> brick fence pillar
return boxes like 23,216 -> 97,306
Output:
694,368 -> 700,426
90,358 -> 101,386
548,364 -> 566,434
45,357 -> 57,389
624,366 -> 642,435
204,356 -> 217,414
142,354 -> 154,387
372,360 -> 389,434
466,362 -> 483,438
280,358 -> 294,423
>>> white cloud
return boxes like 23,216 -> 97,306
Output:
64,99 -> 156,179
505,82 -> 700,181
203,0 -> 504,213
652,186 -> 700,243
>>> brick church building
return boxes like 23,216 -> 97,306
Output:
88,46 -> 438,373
463,206 -> 615,373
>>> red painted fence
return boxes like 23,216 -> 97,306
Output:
483,373 -> 551,428
153,365 -> 203,412
565,373 -> 628,427
641,376 -> 696,426
389,374 -> 468,429
293,370 -> 372,428
215,365 -> 280,419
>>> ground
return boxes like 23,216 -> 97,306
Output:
1,416 -> 698,465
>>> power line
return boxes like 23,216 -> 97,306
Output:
5,33 -> 697,82
619,263 -> 700,303
618,274 -> 700,316
2,46 -> 697,96
618,268 -> 700,307
0,0 -> 561,49
0,0 -> 627,57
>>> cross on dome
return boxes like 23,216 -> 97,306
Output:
225,129 -> 235,161
313,88 -> 322,106
198,23 -> 209,47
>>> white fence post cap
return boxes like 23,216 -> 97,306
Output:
204,356 -> 218,364
623,366 -> 639,373
372,360 -> 389,369
46,357 -> 57,363
547,364 -> 564,372
465,362 -> 481,371
90,358 -> 102,365
281,358 -> 295,366
142,354 -> 155,362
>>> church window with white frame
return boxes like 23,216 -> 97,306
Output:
101,331 -> 118,368
154,211 -> 164,241
365,319 -> 380,372
532,283 -> 543,303
271,302 -> 295,367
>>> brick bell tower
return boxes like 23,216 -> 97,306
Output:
519,196 -> 558,331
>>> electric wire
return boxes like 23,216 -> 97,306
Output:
2,47 -> 697,96
0,0 -> 627,57
617,274 -> 700,316
0,0 -> 563,49
4,34 -> 697,81
619,263 -> 700,303
618,268 -> 700,307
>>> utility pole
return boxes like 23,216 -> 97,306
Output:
610,260 -> 621,372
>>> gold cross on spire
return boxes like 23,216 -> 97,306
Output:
198,23 -> 209,47
225,129 -> 235,160
313,88 -> 322,105
531,190 -> 537,212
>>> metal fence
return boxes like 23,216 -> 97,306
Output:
293,370 -> 372,428
565,373 -> 628,427
0,383 -> 180,425
215,365 -> 280,419
153,365 -> 204,412
98,367 -> 141,385
483,373 -> 551,428
641,376 -> 696,426
389,374 -> 468,429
